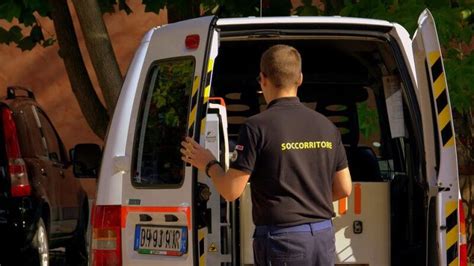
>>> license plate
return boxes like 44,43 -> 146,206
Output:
134,225 -> 187,256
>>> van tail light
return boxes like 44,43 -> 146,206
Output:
91,205 -> 122,266
458,199 -> 467,266
1,107 -> 30,197
185,34 -> 200,49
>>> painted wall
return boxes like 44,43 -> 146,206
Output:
0,2 -> 167,197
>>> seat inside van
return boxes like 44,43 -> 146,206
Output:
209,35 -> 427,265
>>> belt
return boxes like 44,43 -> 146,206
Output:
254,220 -> 332,237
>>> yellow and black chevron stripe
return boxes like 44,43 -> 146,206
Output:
198,228 -> 206,266
428,51 -> 454,148
445,201 -> 458,266
200,59 -> 214,135
188,76 -> 201,137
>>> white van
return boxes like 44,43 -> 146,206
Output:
72,9 -> 468,266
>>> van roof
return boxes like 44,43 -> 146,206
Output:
216,16 -> 394,28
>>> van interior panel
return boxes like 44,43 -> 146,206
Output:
209,36 -> 427,266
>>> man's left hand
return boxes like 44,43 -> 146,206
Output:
181,137 -> 216,171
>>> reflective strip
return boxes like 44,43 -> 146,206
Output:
192,75 -> 200,97
433,72 -> 446,98
445,201 -> 458,266
428,51 -> 454,148
449,257 -> 459,266
188,76 -> 201,137
200,59 -> 214,134
438,106 -> 451,129
208,59 -> 214,72
198,228 -> 206,266
120,206 -> 191,228
338,198 -> 347,215
354,184 -> 361,215
189,106 -> 197,129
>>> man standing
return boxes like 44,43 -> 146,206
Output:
181,44 -> 351,265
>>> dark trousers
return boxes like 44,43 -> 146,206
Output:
253,220 -> 335,266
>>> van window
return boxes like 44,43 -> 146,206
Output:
357,88 -> 381,156
133,58 -> 195,187
15,105 -> 48,158
36,109 -> 62,162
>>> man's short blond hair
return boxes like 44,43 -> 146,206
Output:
260,45 -> 302,89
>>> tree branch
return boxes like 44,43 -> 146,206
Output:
71,0 -> 123,115
49,0 -> 109,139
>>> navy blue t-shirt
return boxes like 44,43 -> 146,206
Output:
230,97 -> 348,226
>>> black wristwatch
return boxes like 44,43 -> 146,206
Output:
205,160 -> 220,177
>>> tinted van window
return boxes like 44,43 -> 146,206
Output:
133,58 -> 195,187
37,109 -> 62,162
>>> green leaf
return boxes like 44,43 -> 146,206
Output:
9,26 -> 23,42
460,26 -> 473,44
30,25 -> 44,42
98,0 -> 116,14
0,1 -> 23,22
426,0 -> 451,9
17,35 -> 36,51
118,0 -> 133,14
23,0 -> 44,10
18,9 -> 36,26
42,37 -> 55,48
0,27 -> 11,44
143,0 -> 166,14
34,0 -> 51,17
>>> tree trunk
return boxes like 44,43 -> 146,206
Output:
49,0 -> 109,139
71,0 -> 123,115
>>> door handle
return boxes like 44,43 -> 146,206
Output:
165,214 -> 179,222
59,170 -> 65,178
40,168 -> 47,176
139,214 -> 152,222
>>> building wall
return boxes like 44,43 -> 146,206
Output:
0,2 -> 167,197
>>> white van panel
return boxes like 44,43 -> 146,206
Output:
217,16 -> 393,27
117,16 -> 217,266
239,183 -> 390,265
95,37 -> 151,206
392,24 -> 417,85
333,183 -> 390,265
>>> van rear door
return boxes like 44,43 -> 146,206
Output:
121,16 -> 217,266
412,9 -> 461,266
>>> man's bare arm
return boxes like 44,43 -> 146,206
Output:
181,137 -> 250,201
332,167 -> 352,201
206,166 -> 250,202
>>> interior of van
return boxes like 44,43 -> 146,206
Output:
208,35 -> 427,265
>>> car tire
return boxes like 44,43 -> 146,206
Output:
66,204 -> 88,266
29,218 -> 49,266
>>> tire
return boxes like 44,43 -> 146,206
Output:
65,204 -> 88,266
30,218 -> 49,266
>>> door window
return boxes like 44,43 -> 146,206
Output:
36,109 -> 62,163
133,58 -> 195,187
15,105 -> 48,158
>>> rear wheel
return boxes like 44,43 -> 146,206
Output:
30,218 -> 49,266
66,203 -> 88,266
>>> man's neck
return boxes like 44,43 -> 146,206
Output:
265,87 -> 297,103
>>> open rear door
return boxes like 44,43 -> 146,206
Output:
121,16 -> 217,266
412,9 -> 461,266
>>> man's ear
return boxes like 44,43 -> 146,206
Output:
297,73 -> 303,86
261,72 -> 268,87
